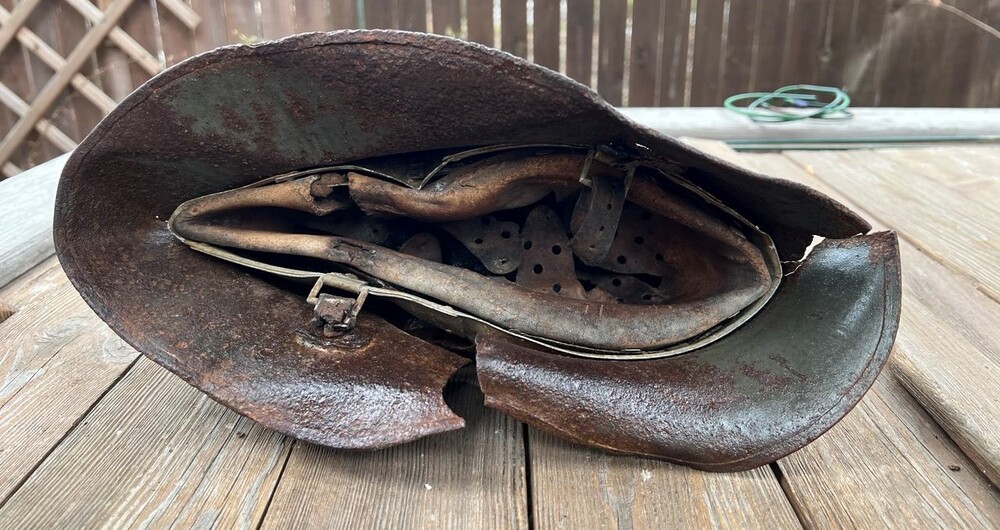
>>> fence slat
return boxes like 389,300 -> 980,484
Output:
597,0 -> 627,104
878,2 -> 940,106
192,0 -> 229,51
329,0 -> 358,29
565,0 -> 593,86
294,0 -> 328,33
720,0 -> 755,98
689,0 -> 724,105
533,0 -> 559,70
817,0 -> 855,88
925,0 -> 986,107
431,0 -> 461,36
223,0 -> 261,43
397,0 -> 426,31
842,0 -> 888,105
466,0 -> 493,45
260,0 -> 297,39
0,0 -> 136,169
0,0 -> 42,54
778,0 -> 826,86
750,0 -> 789,94
0,19 -> 41,168
627,0 -> 660,106
501,0 -> 527,57
657,0 -> 689,106
23,0 -> 63,162
966,0 -> 1000,105
365,0 -> 397,28
62,0 -> 160,74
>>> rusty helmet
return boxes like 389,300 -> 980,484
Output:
54,30 -> 900,471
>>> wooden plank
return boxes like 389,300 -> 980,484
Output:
719,0 -> 755,97
0,153 -> 66,289
0,0 -> 42,54
565,0 -> 594,86
872,147 -> 1000,212
431,0 -> 461,36
0,255 -> 60,308
466,0 -> 494,46
966,0 -> 1000,106
785,149 -> 1000,304
627,0 -> 661,106
500,0 -> 527,57
533,0 -> 559,70
779,374 -> 1000,528
294,0 -> 328,33
719,146 -> 1000,489
0,83 -> 76,151
260,0 -> 297,39
157,0 -> 196,67
0,275 -> 140,503
397,0 -> 426,31
921,0 -> 984,107
596,0 -> 627,104
261,384 -> 529,528
191,0 -> 230,51
688,0 -> 724,105
122,0 -> 161,88
878,2 -> 943,106
157,0 -> 202,29
528,428 -> 801,528
0,10 -> 42,170
0,5 -> 118,114
0,357 -> 291,527
223,0 -> 261,43
842,0 -> 890,106
750,0 -> 788,92
62,0 -> 161,75
95,0 -> 136,104
22,0 -> 65,163
365,0 -> 397,28
329,0 -> 357,29
656,0 -> 689,105
777,0 -> 826,86
816,0 -> 855,87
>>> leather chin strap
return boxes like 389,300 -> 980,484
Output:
168,146 -> 783,359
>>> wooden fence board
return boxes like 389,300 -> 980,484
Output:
294,0 -> 328,33
528,428 -> 801,529
0,153 -> 65,288
223,0 -> 260,43
23,0 -> 65,163
657,0 -> 688,106
501,0 -> 527,57
966,0 -> 1000,105
533,0 -> 559,70
565,0 -> 593,85
750,0 -> 788,93
260,385 -> 529,529
720,0 -> 755,97
365,0 -> 397,28
94,0 -> 135,103
398,0 -> 426,31
192,0 -> 229,51
329,0 -> 358,29
816,0 -> 855,87
627,0 -> 660,106
431,0 -> 461,36
596,0 -> 627,105
843,0 -> 889,105
466,0 -> 493,45
260,0 -> 297,39
688,0 -> 724,105
158,0 -> 195,66
778,0 -> 826,86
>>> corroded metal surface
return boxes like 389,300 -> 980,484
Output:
54,30 -> 901,470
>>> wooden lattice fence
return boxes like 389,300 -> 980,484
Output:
1,0 -> 999,177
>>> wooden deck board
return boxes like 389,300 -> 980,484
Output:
3,139 -> 1000,527
0,357 -> 291,528
260,385 -> 529,529
527,429 -> 801,529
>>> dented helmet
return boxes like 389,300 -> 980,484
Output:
54,30 -> 900,471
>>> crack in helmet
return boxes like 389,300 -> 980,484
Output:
54,30 -> 901,471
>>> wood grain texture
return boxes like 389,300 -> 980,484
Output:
466,0 -> 494,46
565,0 -> 594,86
784,149 -> 1000,304
688,0 -> 724,105
627,0 -> 660,106
0,357 -> 291,528
656,0 -> 689,106
329,0 -> 358,29
0,153 -> 65,289
431,0 -> 462,36
528,428 -> 801,529
397,0 -> 426,32
532,0 -> 559,70
501,0 -> 527,58
872,146 -> 1000,213
0,272 -> 138,503
596,0 -> 627,105
261,384 -> 529,529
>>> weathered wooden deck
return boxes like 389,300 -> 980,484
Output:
1,139 -> 999,528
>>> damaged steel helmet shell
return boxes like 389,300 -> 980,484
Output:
54,30 -> 901,471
